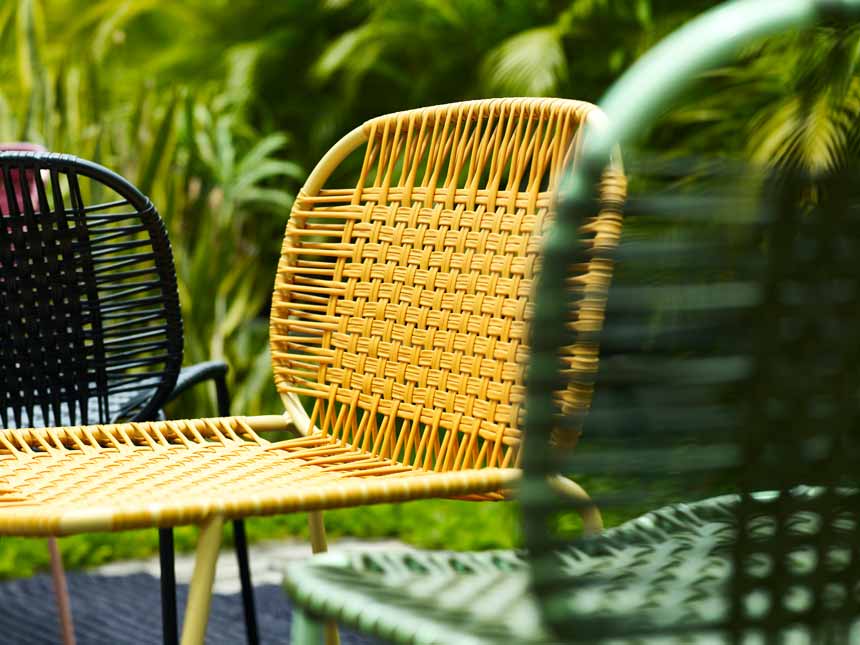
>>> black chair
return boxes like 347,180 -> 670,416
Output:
0,151 -> 259,645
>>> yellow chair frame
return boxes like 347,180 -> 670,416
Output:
0,98 -> 623,644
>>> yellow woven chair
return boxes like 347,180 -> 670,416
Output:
0,98 -> 623,645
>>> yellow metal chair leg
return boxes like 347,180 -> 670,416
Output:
180,515 -> 224,645
308,511 -> 328,554
308,511 -> 340,645
48,537 -> 76,645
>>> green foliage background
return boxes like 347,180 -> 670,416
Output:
1,0 -> 723,421
2,0 -> 858,574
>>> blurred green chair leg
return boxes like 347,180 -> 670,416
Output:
292,607 -> 325,645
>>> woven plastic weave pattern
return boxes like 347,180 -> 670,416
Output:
271,98 -> 625,473
729,170 -> 860,641
0,415 -> 515,535
0,153 -> 182,428
525,158 -> 860,642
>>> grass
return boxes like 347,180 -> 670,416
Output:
0,499 -> 520,580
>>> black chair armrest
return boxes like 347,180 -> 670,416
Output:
167,360 -> 230,410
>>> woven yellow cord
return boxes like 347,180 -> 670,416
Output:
0,98 -> 625,539
271,97 -> 625,464
0,415 -> 517,535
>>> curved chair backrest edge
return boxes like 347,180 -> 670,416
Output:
0,151 -> 183,425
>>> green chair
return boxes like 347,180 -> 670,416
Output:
522,153 -> 860,642
283,0 -> 860,642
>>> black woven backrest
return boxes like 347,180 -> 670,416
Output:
0,152 -> 182,428
523,158 -> 860,642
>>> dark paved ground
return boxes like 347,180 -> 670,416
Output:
0,572 -> 381,644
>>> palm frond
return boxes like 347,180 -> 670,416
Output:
235,186 -> 294,211
480,26 -> 566,97
312,24 -> 380,83
234,133 -> 292,177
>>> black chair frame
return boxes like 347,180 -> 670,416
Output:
0,152 -> 258,645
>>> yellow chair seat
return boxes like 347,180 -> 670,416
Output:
0,415 -> 515,536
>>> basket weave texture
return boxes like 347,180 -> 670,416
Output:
271,97 -> 625,469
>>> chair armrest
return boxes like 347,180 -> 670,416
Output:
167,360 -> 229,404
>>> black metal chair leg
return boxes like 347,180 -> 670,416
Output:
159,528 -> 178,645
214,373 -> 230,419
233,519 -> 259,645
214,372 -> 259,645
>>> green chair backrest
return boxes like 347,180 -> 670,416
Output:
524,0 -> 860,641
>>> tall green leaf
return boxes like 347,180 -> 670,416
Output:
137,93 -> 177,195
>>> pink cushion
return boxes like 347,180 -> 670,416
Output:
0,143 -> 47,216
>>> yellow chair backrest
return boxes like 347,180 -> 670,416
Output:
270,98 -> 624,472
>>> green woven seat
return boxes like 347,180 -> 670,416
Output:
286,488 -> 855,644
286,549 -> 541,645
